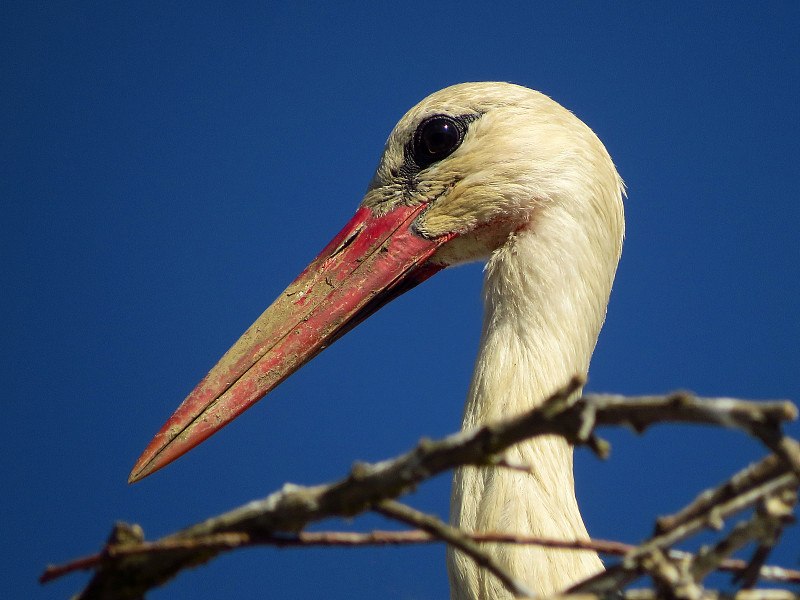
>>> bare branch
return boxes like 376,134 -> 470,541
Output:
581,392 -> 796,439
40,528 -> 800,586
374,500 -> 534,598
735,491 -> 797,589
571,466 -> 798,594
39,385 -> 799,600
655,453 -> 789,535
550,590 -> 800,600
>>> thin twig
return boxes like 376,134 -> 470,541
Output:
374,500 -> 534,598
655,454 -> 788,535
737,491 -> 797,589
564,590 -> 800,600
571,470 -> 799,595
40,527 -> 800,587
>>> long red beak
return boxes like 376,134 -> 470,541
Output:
129,203 -> 453,483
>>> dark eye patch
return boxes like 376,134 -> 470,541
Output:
409,113 -> 480,170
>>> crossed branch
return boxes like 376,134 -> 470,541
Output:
40,377 -> 800,600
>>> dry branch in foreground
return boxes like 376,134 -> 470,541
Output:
40,378 -> 799,600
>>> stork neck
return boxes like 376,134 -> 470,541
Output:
448,217 -> 614,599
466,217 -> 612,426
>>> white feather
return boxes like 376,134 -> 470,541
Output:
370,82 -> 625,598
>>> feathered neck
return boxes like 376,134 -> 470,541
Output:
447,207 -> 620,599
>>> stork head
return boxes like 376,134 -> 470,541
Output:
129,82 -> 624,483
365,83 -> 624,266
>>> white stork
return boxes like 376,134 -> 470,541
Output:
129,82 -> 625,598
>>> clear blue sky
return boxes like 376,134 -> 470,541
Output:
4,3 -> 799,599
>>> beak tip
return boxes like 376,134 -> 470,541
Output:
128,439 -> 165,484
127,458 -> 149,484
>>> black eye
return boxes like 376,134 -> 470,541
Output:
413,115 -> 465,168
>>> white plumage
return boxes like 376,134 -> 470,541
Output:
372,83 -> 625,598
132,82 -> 625,599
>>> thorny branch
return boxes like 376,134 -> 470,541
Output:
40,379 -> 800,600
